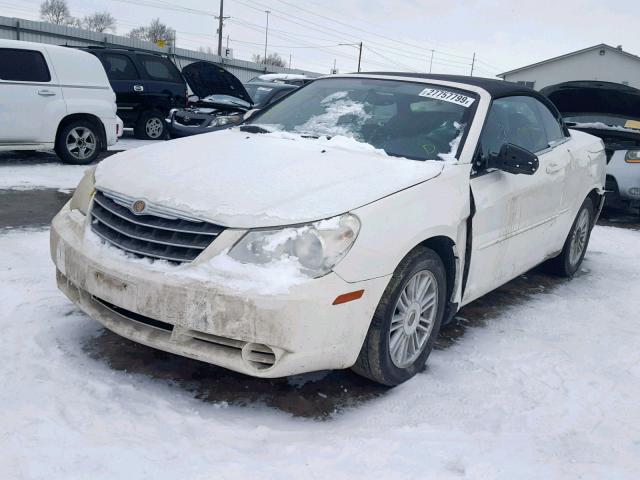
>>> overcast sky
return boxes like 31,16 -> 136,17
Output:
5,0 -> 640,77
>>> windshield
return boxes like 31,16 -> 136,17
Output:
247,77 -> 478,161
244,84 -> 276,107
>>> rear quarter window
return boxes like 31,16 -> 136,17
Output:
0,48 -> 51,82
138,56 -> 182,83
99,53 -> 139,81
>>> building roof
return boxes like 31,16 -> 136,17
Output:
498,44 -> 640,78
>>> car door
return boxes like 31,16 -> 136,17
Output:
135,54 -> 185,114
95,52 -> 142,126
0,46 -> 64,144
463,95 -> 570,304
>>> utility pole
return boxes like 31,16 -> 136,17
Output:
289,53 -> 292,69
470,52 -> 476,76
357,41 -> 363,72
215,1 -> 230,57
216,0 -> 224,56
264,10 -> 270,65
429,49 -> 434,73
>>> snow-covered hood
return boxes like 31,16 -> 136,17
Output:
95,129 -> 444,228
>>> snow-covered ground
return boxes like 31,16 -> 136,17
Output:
1,226 -> 639,479
0,133 -> 161,191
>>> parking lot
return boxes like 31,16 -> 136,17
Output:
1,134 -> 639,479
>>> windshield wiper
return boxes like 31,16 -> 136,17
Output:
240,125 -> 271,134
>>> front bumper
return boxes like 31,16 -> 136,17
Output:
50,204 -> 390,378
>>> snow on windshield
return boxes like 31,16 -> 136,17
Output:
248,78 -> 475,163
293,91 -> 371,140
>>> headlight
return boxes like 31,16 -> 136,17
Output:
625,150 -> 640,163
229,214 -> 360,277
69,166 -> 96,215
207,115 -> 243,128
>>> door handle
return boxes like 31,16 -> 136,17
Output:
133,85 -> 144,92
38,89 -> 56,96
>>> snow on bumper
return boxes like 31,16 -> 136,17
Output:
50,204 -> 389,377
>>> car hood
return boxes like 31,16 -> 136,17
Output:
182,61 -> 252,105
95,129 -> 444,228
541,81 -> 640,124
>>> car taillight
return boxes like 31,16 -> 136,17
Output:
625,150 -> 640,163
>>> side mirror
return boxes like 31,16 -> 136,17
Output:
187,94 -> 200,103
488,143 -> 539,175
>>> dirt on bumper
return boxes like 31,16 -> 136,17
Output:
50,205 -> 389,377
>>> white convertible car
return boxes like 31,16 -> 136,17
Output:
51,74 -> 606,386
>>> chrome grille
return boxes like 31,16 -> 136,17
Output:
90,191 -> 224,263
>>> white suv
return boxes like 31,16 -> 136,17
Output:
0,40 -> 122,164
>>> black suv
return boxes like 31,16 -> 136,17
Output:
79,47 -> 187,140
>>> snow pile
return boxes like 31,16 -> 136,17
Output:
438,122 -> 465,163
83,228 -> 307,295
294,91 -> 371,140
184,249 -> 307,295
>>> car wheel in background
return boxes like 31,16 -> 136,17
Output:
546,198 -> 594,277
55,120 -> 101,165
135,110 -> 166,140
352,247 -> 446,386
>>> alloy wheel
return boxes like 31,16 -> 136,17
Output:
569,208 -> 590,267
66,127 -> 97,161
145,117 -> 164,138
389,270 -> 439,368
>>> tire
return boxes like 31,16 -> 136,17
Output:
55,120 -> 101,165
134,110 -> 166,140
352,247 -> 447,386
545,198 -> 594,277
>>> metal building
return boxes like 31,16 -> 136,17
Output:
499,44 -> 640,90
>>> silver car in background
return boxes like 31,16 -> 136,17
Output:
542,81 -> 640,210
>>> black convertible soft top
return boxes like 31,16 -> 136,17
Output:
359,72 -> 539,99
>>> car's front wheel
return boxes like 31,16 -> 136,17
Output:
546,198 -> 594,277
352,247 -> 446,386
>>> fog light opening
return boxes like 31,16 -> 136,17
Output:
241,343 -> 277,371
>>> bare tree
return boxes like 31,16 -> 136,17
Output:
40,0 -> 70,25
82,12 -> 116,33
128,18 -> 175,45
252,52 -> 286,67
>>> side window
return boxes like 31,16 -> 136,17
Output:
139,56 -> 182,83
99,53 -> 139,81
0,48 -> 51,82
479,96 -> 549,157
535,100 -> 567,145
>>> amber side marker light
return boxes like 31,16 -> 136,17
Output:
332,289 -> 365,305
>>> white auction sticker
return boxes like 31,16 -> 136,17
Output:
418,88 -> 476,107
